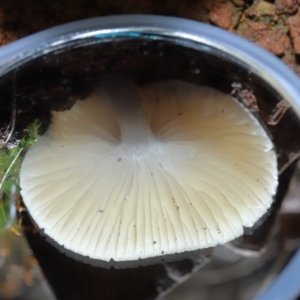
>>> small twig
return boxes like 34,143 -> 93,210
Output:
0,147 -> 23,225
267,99 -> 290,126
0,148 -> 22,193
279,152 -> 300,175
3,68 -> 18,145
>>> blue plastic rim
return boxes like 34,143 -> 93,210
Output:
0,15 -> 299,300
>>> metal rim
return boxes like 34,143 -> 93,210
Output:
0,14 -> 299,300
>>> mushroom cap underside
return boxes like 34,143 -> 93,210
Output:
20,80 -> 278,262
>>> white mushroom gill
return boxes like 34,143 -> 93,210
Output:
19,77 -> 278,262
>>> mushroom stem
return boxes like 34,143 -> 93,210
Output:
100,74 -> 154,145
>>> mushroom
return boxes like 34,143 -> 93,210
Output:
19,75 -> 278,264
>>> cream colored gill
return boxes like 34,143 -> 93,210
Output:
20,78 -> 278,262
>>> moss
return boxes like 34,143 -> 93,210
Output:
18,119 -> 42,150
0,119 -> 42,229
